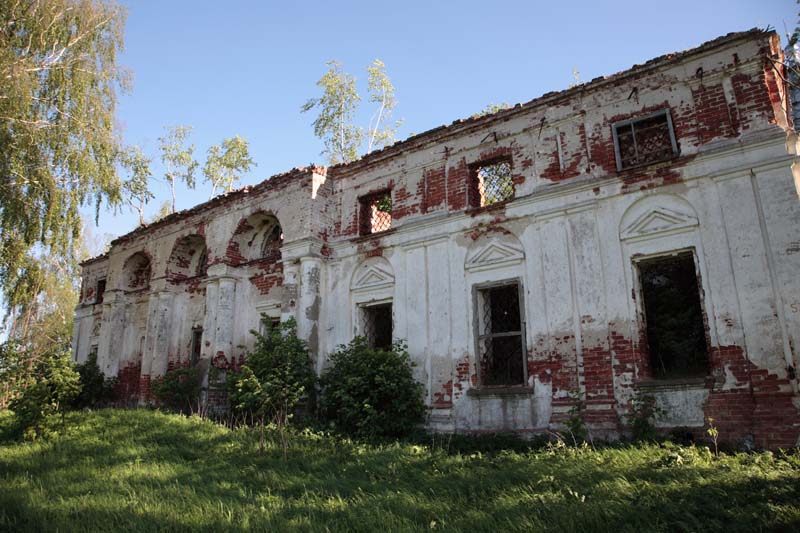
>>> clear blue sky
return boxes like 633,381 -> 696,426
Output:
100,0 -> 796,239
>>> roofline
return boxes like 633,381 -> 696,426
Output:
108,165 -> 322,247
329,28 -> 774,177
103,28 -> 774,250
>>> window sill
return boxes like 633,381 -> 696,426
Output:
636,377 -> 707,392
616,153 -> 680,174
351,228 -> 397,244
467,386 -> 533,398
465,199 -> 513,217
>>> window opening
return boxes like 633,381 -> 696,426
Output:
95,278 -> 106,304
471,158 -> 514,207
260,223 -> 283,257
190,328 -> 203,367
613,109 -> 678,170
638,251 -> 709,379
361,303 -> 393,350
360,191 -> 392,235
476,283 -> 525,386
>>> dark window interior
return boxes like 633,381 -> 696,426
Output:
614,111 -> 676,170
359,191 -> 392,235
638,252 -> 709,379
95,278 -> 106,304
470,158 -> 514,207
362,303 -> 393,350
190,328 -> 203,367
478,284 -> 524,386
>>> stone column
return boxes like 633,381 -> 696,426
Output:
97,290 -> 126,376
214,276 -> 237,364
298,256 -> 322,359
149,291 -> 174,379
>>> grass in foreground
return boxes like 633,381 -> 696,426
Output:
0,409 -> 798,532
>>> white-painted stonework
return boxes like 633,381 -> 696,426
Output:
75,30 -> 800,447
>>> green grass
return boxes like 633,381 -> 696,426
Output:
0,409 -> 798,532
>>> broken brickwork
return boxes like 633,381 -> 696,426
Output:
74,30 -> 800,448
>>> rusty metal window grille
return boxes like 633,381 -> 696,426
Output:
476,282 -> 525,386
613,109 -> 678,171
361,303 -> 393,350
360,191 -> 392,235
95,278 -> 106,304
637,251 -> 709,379
472,159 -> 514,207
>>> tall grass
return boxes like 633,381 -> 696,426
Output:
0,409 -> 798,532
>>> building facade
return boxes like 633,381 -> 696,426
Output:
75,30 -> 800,448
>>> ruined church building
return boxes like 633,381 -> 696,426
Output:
75,30 -> 800,448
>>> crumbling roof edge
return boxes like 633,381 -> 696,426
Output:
109,166 -> 318,247
329,28 -> 773,177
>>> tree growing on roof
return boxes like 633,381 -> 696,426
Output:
119,146 -> 154,226
202,135 -> 256,198
301,59 -> 401,165
158,125 -> 198,214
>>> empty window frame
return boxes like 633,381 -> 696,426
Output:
470,158 -> 514,207
612,109 -> 678,171
359,190 -> 392,235
95,278 -> 106,304
474,281 -> 526,386
637,251 -> 709,379
190,328 -> 203,367
360,302 -> 393,350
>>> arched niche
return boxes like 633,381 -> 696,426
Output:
121,251 -> 152,291
167,234 -> 208,282
228,211 -> 283,265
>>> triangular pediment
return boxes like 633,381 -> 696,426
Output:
621,207 -> 697,240
466,241 -> 525,271
351,263 -> 395,291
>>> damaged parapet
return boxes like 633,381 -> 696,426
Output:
75,29 -> 800,448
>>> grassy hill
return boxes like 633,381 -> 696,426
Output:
0,409 -> 798,532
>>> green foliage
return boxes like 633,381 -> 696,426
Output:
119,145 -> 154,226
151,367 -> 201,412
202,135 -> 256,198
158,125 -> 198,213
9,346 -> 81,440
228,317 -> 315,426
301,59 -> 401,164
470,102 -> 511,119
630,394 -> 664,442
72,352 -> 117,409
1,409 -> 799,531
319,337 -> 425,438
564,390 -> 588,444
366,59 -> 401,153
0,0 -> 128,312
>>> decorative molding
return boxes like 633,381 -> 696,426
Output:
465,240 -> 525,272
351,258 -> 395,292
620,206 -> 698,241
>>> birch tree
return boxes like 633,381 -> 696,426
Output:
119,146 -> 154,226
202,136 -> 256,198
0,0 -> 128,313
158,125 -> 197,214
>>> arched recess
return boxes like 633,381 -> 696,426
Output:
121,252 -> 152,291
228,211 -> 283,265
166,234 -> 208,282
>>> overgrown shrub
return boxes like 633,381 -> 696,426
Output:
72,352 -> 117,408
9,345 -> 81,440
564,389 -> 588,444
319,337 -> 424,439
151,367 -> 202,412
630,394 -> 663,441
0,340 -> 35,409
227,317 -> 316,452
